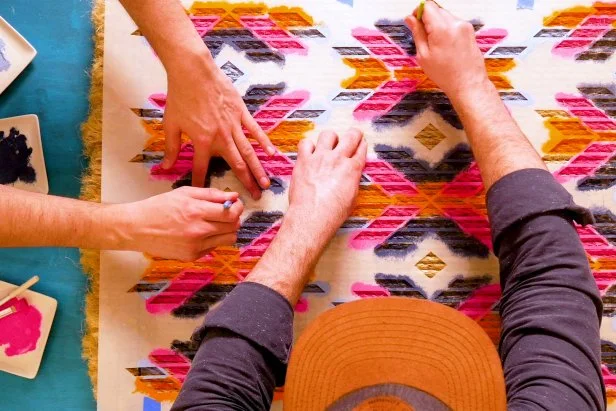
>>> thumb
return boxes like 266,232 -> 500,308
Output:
405,15 -> 429,57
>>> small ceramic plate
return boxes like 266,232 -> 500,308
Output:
0,114 -> 49,194
0,280 -> 57,379
0,16 -> 36,94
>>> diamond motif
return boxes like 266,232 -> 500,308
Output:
415,252 -> 446,278
414,124 -> 447,150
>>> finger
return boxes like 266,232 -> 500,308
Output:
224,144 -> 262,200
233,124 -> 271,190
191,139 -> 212,187
199,198 -> 244,223
199,232 -> 238,255
202,220 -> 239,236
242,107 -> 276,156
316,130 -> 339,151
162,118 -> 182,169
180,186 -> 239,203
405,15 -> 429,57
421,1 -> 446,35
335,128 -> 363,158
353,138 -> 369,169
297,138 -> 315,160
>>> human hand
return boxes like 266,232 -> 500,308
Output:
112,187 -> 244,262
405,2 -> 491,102
162,50 -> 276,200
286,128 -> 367,243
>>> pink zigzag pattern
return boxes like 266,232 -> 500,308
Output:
149,349 -> 192,384
577,224 -> 616,260
594,271 -> 616,295
363,159 -> 419,196
146,271 -> 216,315
457,284 -> 501,321
190,15 -> 309,55
555,142 -> 616,183
349,27 -> 508,122
148,90 -> 309,181
349,206 -> 421,250
144,222 -> 281,315
552,14 -> 616,60
556,92 -> 616,132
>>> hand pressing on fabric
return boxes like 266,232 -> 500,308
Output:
162,50 -> 276,200
405,1 -> 491,104
286,128 -> 368,246
114,187 -> 243,262
117,0 -> 276,200
245,128 -> 368,304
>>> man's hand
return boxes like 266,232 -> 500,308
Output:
287,128 -> 368,241
113,187 -> 243,262
118,0 -> 276,200
405,1 -> 490,103
162,50 -> 276,200
406,1 -> 546,189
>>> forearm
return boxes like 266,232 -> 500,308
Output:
174,209 -> 337,409
119,0 -> 215,72
172,283 -> 293,411
245,210 -> 333,305
0,185 -> 123,249
488,170 -> 604,410
449,80 -> 546,190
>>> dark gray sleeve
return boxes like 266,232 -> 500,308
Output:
171,282 -> 293,411
487,168 -> 605,411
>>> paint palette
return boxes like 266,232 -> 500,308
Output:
0,114 -> 49,194
0,16 -> 36,94
0,280 -> 57,379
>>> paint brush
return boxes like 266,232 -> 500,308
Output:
0,306 -> 16,320
0,275 -> 39,308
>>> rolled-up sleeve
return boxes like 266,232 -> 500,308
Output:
171,282 -> 293,411
487,168 -> 605,411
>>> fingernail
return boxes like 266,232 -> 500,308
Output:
267,146 -> 276,156
260,176 -> 271,188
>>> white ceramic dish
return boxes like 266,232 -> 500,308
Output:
0,16 -> 37,94
0,114 -> 49,194
0,280 -> 57,379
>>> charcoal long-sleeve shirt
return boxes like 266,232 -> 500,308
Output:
171,169 -> 605,411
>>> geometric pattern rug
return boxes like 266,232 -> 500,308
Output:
94,1 -> 616,409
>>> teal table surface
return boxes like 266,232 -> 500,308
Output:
0,1 -> 96,410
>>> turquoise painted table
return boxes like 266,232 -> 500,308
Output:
0,1 -> 96,409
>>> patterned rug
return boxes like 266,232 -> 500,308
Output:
93,1 -> 616,409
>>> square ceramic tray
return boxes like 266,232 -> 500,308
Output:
0,114 -> 49,194
0,280 -> 57,379
0,16 -> 36,94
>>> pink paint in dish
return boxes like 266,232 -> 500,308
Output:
0,297 -> 42,357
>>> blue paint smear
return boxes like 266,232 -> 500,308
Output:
0,38 -> 10,72
517,0 -> 535,10
337,0 -> 354,6
143,397 -> 162,411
